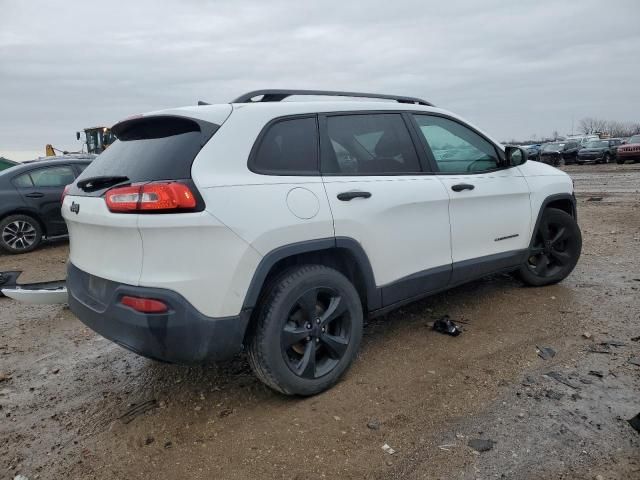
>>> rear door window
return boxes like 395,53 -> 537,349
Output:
250,117 -> 319,175
322,114 -> 421,175
31,166 -> 76,187
13,166 -> 76,188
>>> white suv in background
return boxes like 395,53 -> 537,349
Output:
62,89 -> 582,396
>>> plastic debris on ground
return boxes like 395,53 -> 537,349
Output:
432,315 -> 462,337
536,346 -> 556,360
381,443 -> 396,455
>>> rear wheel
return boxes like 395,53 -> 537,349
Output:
518,208 -> 581,286
602,153 -> 610,164
616,157 -> 624,164
247,265 -> 363,396
0,214 -> 43,254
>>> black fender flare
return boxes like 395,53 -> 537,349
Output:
529,193 -> 577,248
242,237 -> 381,312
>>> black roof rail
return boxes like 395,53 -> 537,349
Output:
232,89 -> 434,106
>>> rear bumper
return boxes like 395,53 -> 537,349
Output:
67,263 -> 251,364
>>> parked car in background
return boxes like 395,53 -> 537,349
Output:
0,157 -> 92,254
521,144 -> 541,161
539,141 -> 580,166
0,157 -> 17,171
565,134 -> 599,147
616,134 -> 640,164
577,138 -> 623,164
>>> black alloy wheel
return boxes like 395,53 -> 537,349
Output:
518,208 -> 582,286
281,287 -> 351,379
247,265 -> 363,396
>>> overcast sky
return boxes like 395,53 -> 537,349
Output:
1,0 -> 639,160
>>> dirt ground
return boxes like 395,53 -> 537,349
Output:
1,164 -> 639,480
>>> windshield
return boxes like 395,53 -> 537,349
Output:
543,143 -> 564,151
629,135 -> 640,144
584,141 -> 608,148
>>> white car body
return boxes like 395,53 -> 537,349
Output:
62,92 -> 576,367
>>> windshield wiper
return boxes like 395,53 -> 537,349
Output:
77,175 -> 130,192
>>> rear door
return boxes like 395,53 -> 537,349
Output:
15,164 -> 77,236
320,112 -> 452,306
410,114 -> 531,283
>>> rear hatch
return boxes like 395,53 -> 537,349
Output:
62,107 -> 231,285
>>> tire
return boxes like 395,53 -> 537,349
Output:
602,153 -> 609,164
0,214 -> 43,254
616,158 -> 624,165
247,264 -> 363,396
517,208 -> 582,287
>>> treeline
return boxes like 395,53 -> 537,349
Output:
578,117 -> 640,137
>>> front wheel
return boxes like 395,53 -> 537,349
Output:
518,208 -> 582,286
247,265 -> 363,396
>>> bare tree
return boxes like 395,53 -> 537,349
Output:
579,117 -> 607,134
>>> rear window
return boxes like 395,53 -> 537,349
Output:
72,116 -> 218,192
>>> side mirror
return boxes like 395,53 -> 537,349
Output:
504,145 -> 528,166
76,131 -> 81,141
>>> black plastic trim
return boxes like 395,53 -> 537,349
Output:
380,264 -> 451,306
528,193 -> 577,248
369,249 -> 528,318
449,249 -> 527,285
242,237 -> 381,311
67,263 -> 250,364
233,89 -> 433,106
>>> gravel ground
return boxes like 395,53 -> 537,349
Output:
1,163 -> 639,480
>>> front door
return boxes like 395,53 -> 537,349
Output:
410,114 -> 531,284
320,112 -> 452,307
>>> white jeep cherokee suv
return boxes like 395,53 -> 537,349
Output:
62,89 -> 581,396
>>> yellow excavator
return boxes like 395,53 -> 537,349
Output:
45,126 -> 116,157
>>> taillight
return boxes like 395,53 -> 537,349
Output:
62,184 -> 71,202
121,295 -> 168,313
105,182 -> 197,213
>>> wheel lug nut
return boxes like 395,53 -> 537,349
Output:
316,318 -> 321,324
306,336 -> 311,341
306,323 -> 311,329
321,327 -> 325,332
315,338 -> 320,343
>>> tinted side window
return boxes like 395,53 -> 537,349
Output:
323,114 -> 421,175
13,173 -> 34,188
251,117 -> 318,175
413,115 -> 499,173
30,166 -> 76,187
